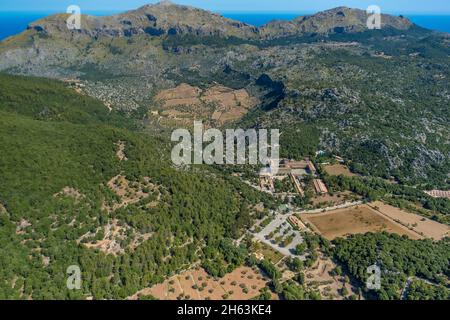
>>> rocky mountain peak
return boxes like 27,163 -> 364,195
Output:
24,1 -> 259,39
260,6 -> 414,38
137,0 -> 198,13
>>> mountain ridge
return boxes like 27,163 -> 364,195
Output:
21,2 -> 418,40
26,1 -> 259,39
260,6 -> 414,38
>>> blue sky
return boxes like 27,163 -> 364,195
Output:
1,0 -> 450,14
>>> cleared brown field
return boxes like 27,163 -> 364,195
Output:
369,201 -> 450,240
154,83 -> 257,125
312,191 -> 359,206
324,164 -> 356,177
301,205 -> 420,240
155,83 -> 201,101
130,266 -> 271,300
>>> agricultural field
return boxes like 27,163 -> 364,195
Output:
368,201 -> 450,240
300,205 -> 420,240
312,191 -> 360,207
153,83 -> 258,126
130,267 -> 271,300
323,164 -> 357,177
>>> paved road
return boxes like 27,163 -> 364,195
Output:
400,277 -> 414,300
294,201 -> 363,215
400,276 -> 437,300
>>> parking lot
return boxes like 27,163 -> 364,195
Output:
253,214 -> 305,259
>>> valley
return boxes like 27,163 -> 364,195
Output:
0,1 -> 449,301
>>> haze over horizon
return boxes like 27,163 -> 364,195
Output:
1,0 -> 450,14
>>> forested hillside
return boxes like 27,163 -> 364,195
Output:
0,74 -> 276,299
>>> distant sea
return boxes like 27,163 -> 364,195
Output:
1,11 -> 450,40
